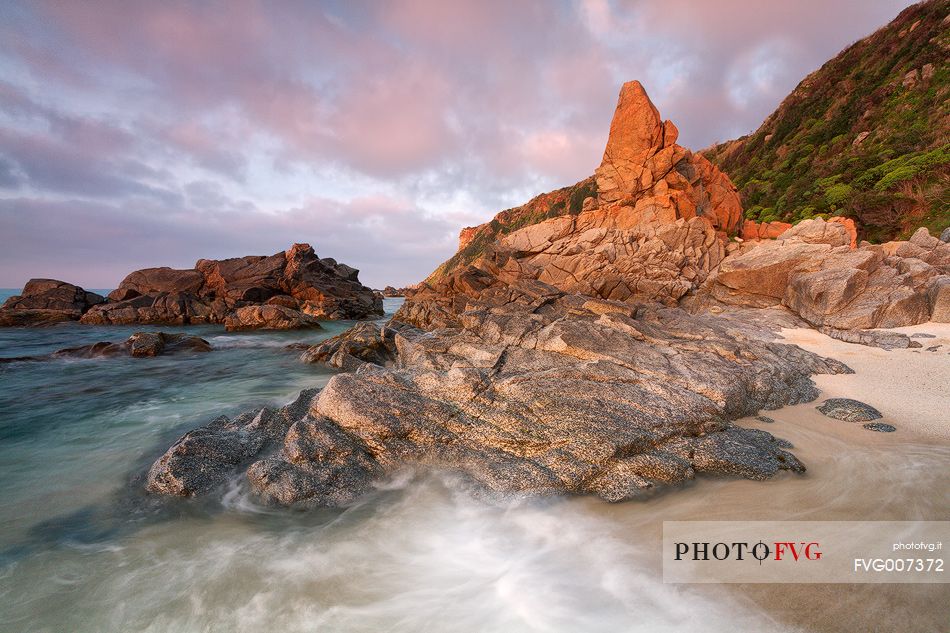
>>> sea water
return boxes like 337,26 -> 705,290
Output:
0,296 -> 947,632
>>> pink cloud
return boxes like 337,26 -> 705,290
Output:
0,0 -> 919,289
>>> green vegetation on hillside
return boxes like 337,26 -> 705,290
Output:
704,0 -> 950,242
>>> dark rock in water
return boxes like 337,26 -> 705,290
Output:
53,341 -> 125,359
0,279 -> 105,326
128,332 -> 212,356
816,398 -> 883,422
52,332 -> 211,359
909,333 -> 936,339
818,327 -> 921,350
149,289 -> 852,506
863,422 -> 896,432
755,416 -> 776,423
146,390 -> 319,496
79,243 -> 381,327
926,345 -> 942,352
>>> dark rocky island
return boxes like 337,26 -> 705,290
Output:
0,243 -> 382,329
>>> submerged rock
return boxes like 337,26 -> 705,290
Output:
1,332 -> 211,362
816,398 -> 883,422
146,390 -> 318,496
53,332 -> 212,358
863,422 -> 897,433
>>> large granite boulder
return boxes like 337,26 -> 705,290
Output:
706,219 -> 949,328
78,243 -> 382,327
107,268 -> 205,301
149,282 -> 852,506
146,390 -> 317,496
0,279 -> 105,326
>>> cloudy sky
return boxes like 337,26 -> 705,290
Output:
0,0 -> 913,288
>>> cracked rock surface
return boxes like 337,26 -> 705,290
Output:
149,285 -> 851,505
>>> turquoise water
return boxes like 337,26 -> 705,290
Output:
0,288 -> 112,304
0,294 -> 947,631
0,298 -> 392,553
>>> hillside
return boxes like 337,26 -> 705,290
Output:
426,177 -> 597,282
703,0 -> 950,242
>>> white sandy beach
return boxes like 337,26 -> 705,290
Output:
779,323 -> 950,441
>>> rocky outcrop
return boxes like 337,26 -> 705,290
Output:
741,219 -> 792,241
223,305 -> 323,331
0,279 -> 105,326
705,219 -> 950,328
426,81 -> 744,286
380,286 -> 412,297
594,81 -> 742,234
77,243 -> 381,327
298,321 -> 407,370
400,216 -> 727,329
146,390 -> 317,496
149,282 -> 853,506
142,78 -> 941,510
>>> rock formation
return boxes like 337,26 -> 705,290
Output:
144,78 -> 947,510
149,289 -> 851,504
0,243 -> 382,329
0,279 -> 105,326
427,82 -> 744,285
298,321 -> 403,370
223,305 -> 323,331
741,219 -> 793,241
704,220 -> 949,328
593,81 -> 742,233
81,243 -> 381,326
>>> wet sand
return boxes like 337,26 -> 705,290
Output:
696,322 -> 950,632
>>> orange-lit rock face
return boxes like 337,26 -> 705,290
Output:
594,81 -> 743,234
458,226 -> 479,250
741,219 -> 793,241
828,216 -> 858,248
